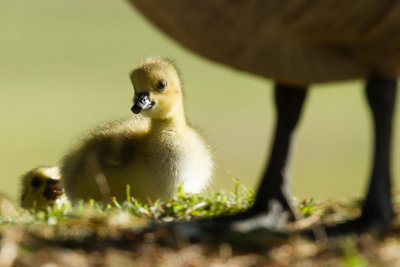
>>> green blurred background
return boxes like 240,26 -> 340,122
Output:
1,0 -> 399,202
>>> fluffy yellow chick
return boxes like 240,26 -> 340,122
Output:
20,166 -> 65,210
61,57 -> 213,203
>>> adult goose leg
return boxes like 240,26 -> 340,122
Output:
326,75 -> 397,235
251,84 -> 308,219
213,83 -> 309,233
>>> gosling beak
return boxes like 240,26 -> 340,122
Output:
43,179 -> 63,200
131,93 -> 154,114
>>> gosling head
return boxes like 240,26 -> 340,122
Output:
20,166 -> 63,210
129,57 -> 183,120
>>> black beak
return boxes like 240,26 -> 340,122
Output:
131,93 -> 154,114
43,179 -> 63,200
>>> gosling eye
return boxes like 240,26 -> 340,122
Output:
31,176 -> 42,189
156,81 -> 167,91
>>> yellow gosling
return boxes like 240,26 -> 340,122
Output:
20,166 -> 65,210
61,57 -> 214,203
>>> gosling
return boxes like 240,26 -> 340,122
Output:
61,57 -> 213,203
20,166 -> 65,210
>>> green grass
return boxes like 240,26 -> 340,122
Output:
6,179 -> 253,227
1,181 -> 400,266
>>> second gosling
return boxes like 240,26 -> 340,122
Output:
20,166 -> 65,210
61,57 -> 213,203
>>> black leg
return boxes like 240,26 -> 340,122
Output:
251,83 -> 308,219
361,75 -> 397,227
194,83 -> 308,234
325,75 -> 397,235
252,83 -> 308,215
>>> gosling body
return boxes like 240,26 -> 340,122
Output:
61,57 -> 213,202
